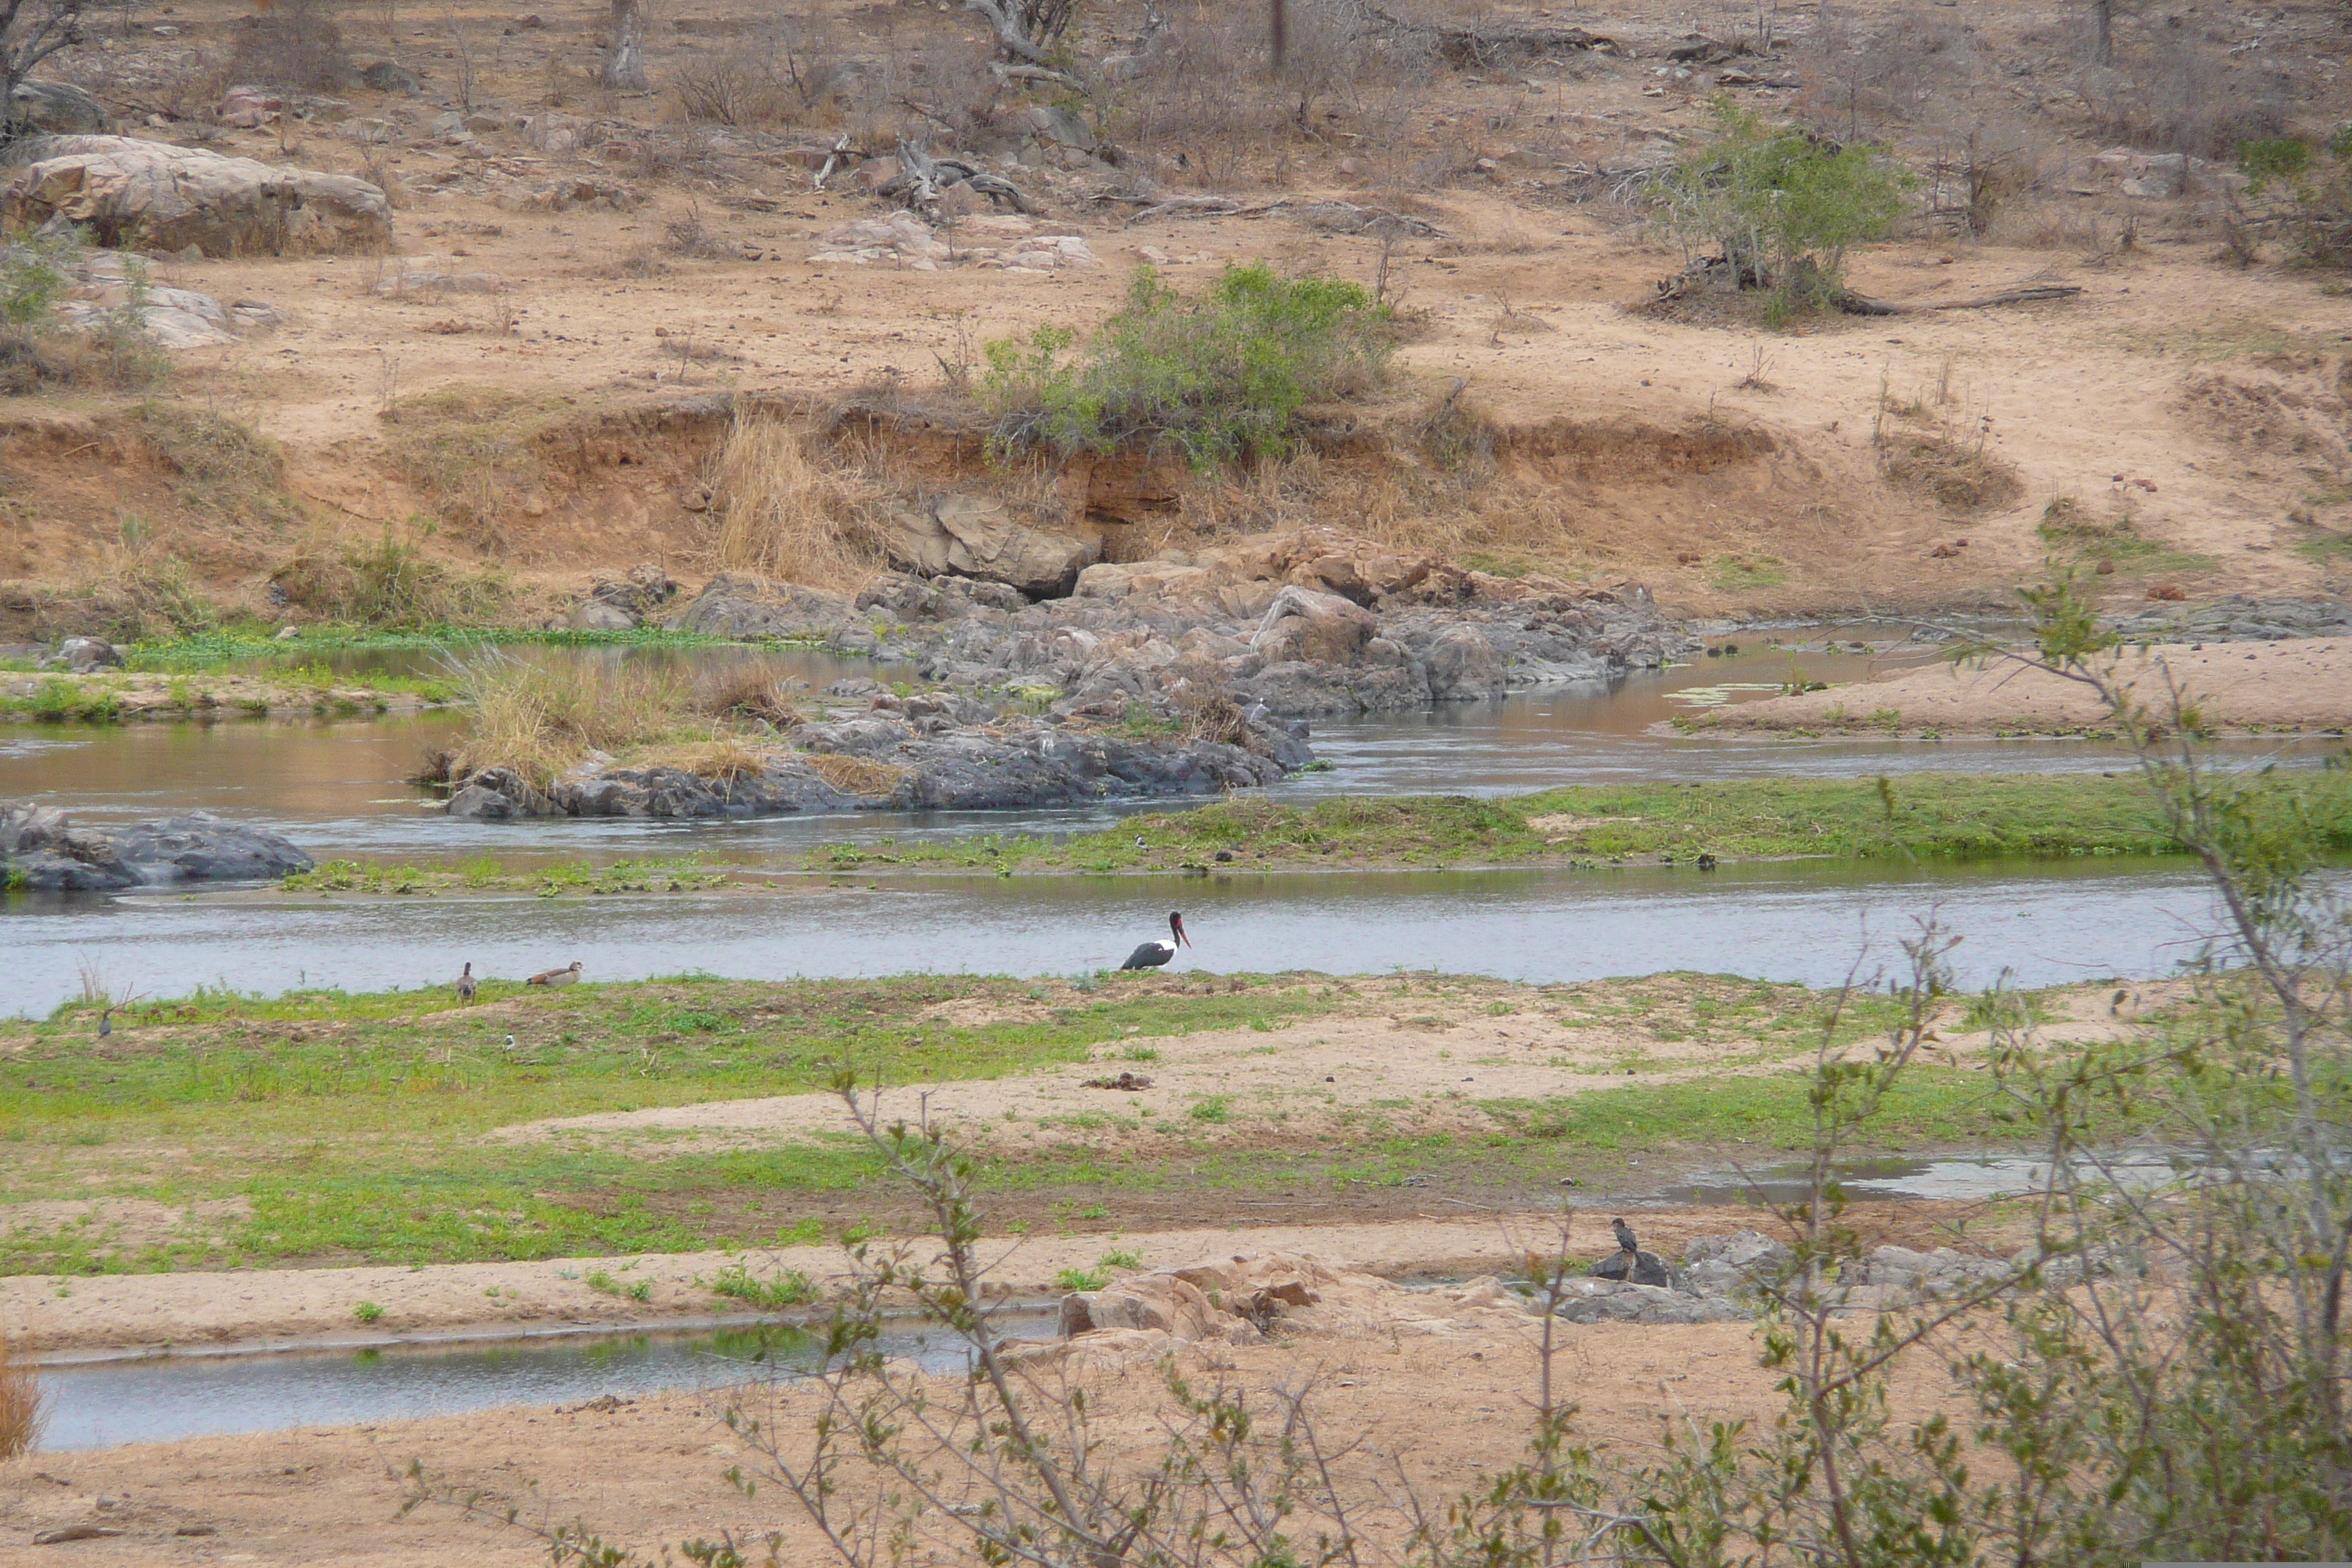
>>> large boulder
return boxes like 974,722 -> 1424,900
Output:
1250,584 -> 1376,666
9,80 -> 107,134
1423,625 -> 1504,701
666,574 -> 857,639
1682,1229 -> 1790,1299
4,135 -> 391,257
887,494 -> 1098,599
1588,1248 -> 1675,1288
1549,1278 -> 1746,1324
2,804 -> 312,890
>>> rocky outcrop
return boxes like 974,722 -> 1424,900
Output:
2107,594 -> 2351,644
9,80 -> 107,135
448,688 -> 1309,821
664,527 -> 1691,720
885,494 -> 1099,599
2,804 -> 313,891
4,136 -> 392,257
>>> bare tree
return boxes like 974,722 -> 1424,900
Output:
961,0 -> 1078,65
600,0 -> 646,91
1,0 -> 86,129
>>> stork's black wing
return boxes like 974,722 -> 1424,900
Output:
1120,942 -> 1171,970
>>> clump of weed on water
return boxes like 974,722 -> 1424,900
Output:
445,653 -> 685,791
704,1261 -> 816,1311
0,1335 -> 44,1458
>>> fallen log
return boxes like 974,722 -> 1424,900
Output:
1833,283 -> 2084,315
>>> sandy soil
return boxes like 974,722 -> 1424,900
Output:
1,1202 -> 2013,1360
1686,637 -> 2352,736
491,999 -> 2133,1159
4,0 -> 2348,625
0,1249 -> 2006,1565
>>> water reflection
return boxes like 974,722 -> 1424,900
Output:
40,1311 -> 1055,1450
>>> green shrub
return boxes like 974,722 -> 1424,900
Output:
2240,136 -> 2313,195
704,1261 -> 816,1311
1660,102 -> 1913,319
981,263 -> 1392,471
1052,1266 -> 1110,1292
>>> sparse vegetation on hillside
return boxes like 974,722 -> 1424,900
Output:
709,409 -> 889,589
1659,103 -> 1914,320
271,532 -> 511,629
983,263 -> 1393,471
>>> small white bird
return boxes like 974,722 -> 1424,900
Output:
1135,834 -> 1147,850
527,961 -> 583,987
504,1033 -> 517,1051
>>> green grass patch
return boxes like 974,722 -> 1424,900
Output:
812,772 -> 2352,872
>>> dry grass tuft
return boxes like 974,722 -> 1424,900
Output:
664,736 -> 772,783
803,753 -> 908,796
1880,434 -> 2024,513
0,1334 -> 45,1459
450,655 -> 685,789
710,410 -> 890,589
693,662 -> 803,727
1169,655 -> 1249,747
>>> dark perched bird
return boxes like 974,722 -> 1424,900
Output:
456,962 -> 478,1004
1611,1217 -> 1639,1255
1120,911 -> 1191,971
97,1007 -> 113,1040
1696,852 -> 1717,872
527,960 -> 583,987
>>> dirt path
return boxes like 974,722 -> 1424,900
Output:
1684,638 -> 2352,736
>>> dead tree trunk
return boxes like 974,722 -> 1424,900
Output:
601,0 -> 647,90
2089,0 -> 2111,64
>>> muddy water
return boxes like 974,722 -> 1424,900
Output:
3,635 -> 2315,867
39,1311 -> 1055,1451
4,856 -> 2248,1016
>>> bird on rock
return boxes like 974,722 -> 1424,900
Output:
527,960 -> 583,987
1611,1217 -> 1640,1256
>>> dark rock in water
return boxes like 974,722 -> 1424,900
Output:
2,804 -> 313,890
446,701 -> 1309,821
1590,1249 -> 1674,1288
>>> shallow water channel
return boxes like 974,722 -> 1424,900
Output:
39,1311 -> 1055,1451
4,632 -> 2323,1014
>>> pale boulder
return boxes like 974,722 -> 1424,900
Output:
4,135 -> 391,257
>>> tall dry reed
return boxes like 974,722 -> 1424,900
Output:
709,410 -> 888,589
0,1335 -> 45,1458
448,655 -> 686,789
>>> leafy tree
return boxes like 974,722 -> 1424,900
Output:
1661,102 -> 1914,320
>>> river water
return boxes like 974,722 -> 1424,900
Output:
40,1311 -> 1057,1451
0,633 -> 2316,1014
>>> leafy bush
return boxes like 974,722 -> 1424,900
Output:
2240,135 -> 2313,194
981,263 -> 1392,471
1659,102 -> 1914,319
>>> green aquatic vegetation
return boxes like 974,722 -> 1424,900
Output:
704,1260 -> 818,1310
